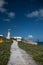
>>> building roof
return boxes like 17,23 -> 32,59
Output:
14,36 -> 22,39
0,35 -> 3,37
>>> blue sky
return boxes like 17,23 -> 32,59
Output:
0,0 -> 43,41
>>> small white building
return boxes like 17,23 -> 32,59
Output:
0,35 -> 3,37
29,42 -> 38,45
14,36 -> 22,41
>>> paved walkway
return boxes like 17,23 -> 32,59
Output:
7,40 -> 38,65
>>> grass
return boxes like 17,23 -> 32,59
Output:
18,41 -> 43,65
0,38 -> 13,65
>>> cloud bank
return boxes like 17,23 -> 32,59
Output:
28,35 -> 33,39
0,0 -> 7,13
26,9 -> 43,18
8,12 -> 15,18
3,19 -> 10,22
0,0 -> 15,21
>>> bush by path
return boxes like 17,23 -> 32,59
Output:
0,39 -> 13,65
18,41 -> 43,65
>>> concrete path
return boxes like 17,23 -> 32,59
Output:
7,40 -> 38,65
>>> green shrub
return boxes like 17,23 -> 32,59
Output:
18,42 -> 43,65
0,39 -> 13,65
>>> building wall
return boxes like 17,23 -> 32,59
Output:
14,37 -> 22,41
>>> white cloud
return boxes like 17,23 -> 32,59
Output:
0,8 -> 6,12
0,0 -> 8,13
26,9 -> 43,18
8,12 -> 15,18
39,9 -> 43,17
28,35 -> 33,38
3,19 -> 10,22
0,0 -> 5,7
0,0 -> 15,20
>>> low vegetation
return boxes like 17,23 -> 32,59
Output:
18,41 -> 43,65
0,38 -> 13,65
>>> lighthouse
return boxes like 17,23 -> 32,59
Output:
7,29 -> 11,39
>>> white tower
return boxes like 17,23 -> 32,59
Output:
7,29 -> 11,39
